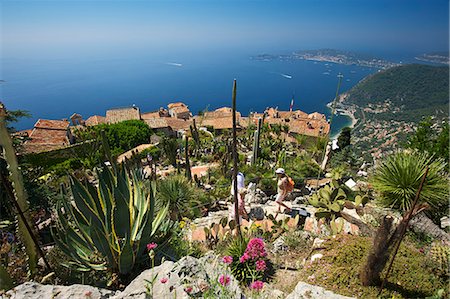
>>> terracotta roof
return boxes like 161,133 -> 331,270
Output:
308,112 -> 326,120
85,115 -> 106,126
215,107 -> 232,113
200,117 -> 241,130
21,143 -> 69,154
292,110 -> 309,119
288,119 -> 330,137
165,118 -> 192,131
144,118 -> 169,129
141,112 -> 161,119
266,107 -> 279,118
168,102 -> 187,109
21,119 -> 71,154
170,106 -> 190,114
106,107 -> 141,124
13,129 -> 33,137
203,107 -> 240,119
34,119 -> 69,130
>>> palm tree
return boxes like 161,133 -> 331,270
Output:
156,175 -> 200,220
370,150 -> 448,213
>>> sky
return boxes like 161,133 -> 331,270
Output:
1,0 -> 449,60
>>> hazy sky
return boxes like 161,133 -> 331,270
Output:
1,0 -> 449,59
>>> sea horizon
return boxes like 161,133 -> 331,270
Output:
0,49 -> 434,135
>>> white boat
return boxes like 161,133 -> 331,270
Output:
166,62 -> 183,67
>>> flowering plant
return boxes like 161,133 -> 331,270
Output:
225,237 -> 268,285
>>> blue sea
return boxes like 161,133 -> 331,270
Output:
2,52 -> 379,135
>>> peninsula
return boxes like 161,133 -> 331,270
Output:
251,49 -> 400,69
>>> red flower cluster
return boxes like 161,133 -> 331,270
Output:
244,238 -> 267,260
218,274 -> 230,286
250,280 -> 264,290
222,255 -> 233,264
255,260 -> 266,271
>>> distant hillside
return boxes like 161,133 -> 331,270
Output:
346,64 -> 449,122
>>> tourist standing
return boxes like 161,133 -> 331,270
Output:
275,168 -> 292,214
229,170 -> 248,221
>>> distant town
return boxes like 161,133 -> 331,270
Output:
14,103 -> 330,155
251,49 -> 401,69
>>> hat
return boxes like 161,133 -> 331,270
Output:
275,168 -> 285,174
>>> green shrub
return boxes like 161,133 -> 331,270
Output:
300,235 -> 448,298
138,146 -> 162,161
49,158 -> 83,176
78,120 -> 152,157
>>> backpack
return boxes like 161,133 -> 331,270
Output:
286,176 -> 295,192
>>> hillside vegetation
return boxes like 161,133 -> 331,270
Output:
346,64 -> 449,122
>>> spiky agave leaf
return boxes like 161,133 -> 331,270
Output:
52,165 -> 170,276
370,151 -> 448,211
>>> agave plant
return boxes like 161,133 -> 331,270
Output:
52,166 -> 170,276
156,175 -> 200,221
370,151 -> 448,212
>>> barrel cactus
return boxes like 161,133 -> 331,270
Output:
430,243 -> 450,277
52,166 -> 171,276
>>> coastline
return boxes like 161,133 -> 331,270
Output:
327,93 -> 358,139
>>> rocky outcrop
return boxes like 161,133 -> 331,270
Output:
115,253 -> 241,299
285,281 -> 355,299
2,282 -> 116,299
4,253 -> 241,299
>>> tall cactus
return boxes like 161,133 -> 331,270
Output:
0,103 -> 39,276
185,136 -> 192,181
191,119 -> 201,156
251,117 -> 262,165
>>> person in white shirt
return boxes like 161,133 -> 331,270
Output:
229,169 -> 248,221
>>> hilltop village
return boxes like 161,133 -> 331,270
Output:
2,70 -> 449,299
15,102 -> 330,155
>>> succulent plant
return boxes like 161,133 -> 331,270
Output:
52,166 -> 170,276
430,243 -> 450,277
308,180 -> 369,234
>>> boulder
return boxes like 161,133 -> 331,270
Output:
272,236 -> 288,253
244,184 -> 268,204
285,281 -> 355,299
249,207 -> 265,220
4,282 -> 116,299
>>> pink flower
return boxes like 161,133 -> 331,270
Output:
250,280 -> 264,290
239,253 -> 249,263
160,277 -> 168,284
244,238 -> 267,260
255,260 -> 266,271
84,291 -> 92,297
222,255 -> 233,264
184,287 -> 193,293
218,274 -> 230,286
147,242 -> 157,251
